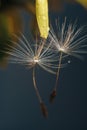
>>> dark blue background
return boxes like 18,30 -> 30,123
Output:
0,3 -> 87,130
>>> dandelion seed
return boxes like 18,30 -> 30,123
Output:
40,102 -> 48,118
3,32 -> 58,117
49,89 -> 56,103
48,18 -> 87,103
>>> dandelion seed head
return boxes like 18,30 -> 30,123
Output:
49,18 -> 87,60
3,32 -> 60,74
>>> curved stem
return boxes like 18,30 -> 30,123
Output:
54,52 -> 63,90
32,67 -> 42,103
32,67 -> 48,118
49,52 -> 63,103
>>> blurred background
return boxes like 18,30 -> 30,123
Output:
0,0 -> 87,130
